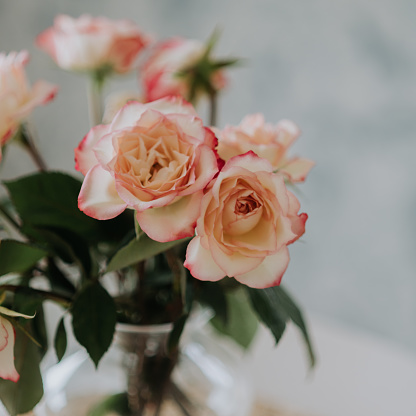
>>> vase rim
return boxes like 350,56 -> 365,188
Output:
115,321 -> 174,334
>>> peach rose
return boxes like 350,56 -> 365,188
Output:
36,14 -> 151,74
0,51 -> 57,160
0,305 -> 34,382
141,37 -> 226,102
216,114 -> 314,182
75,96 -> 220,242
184,151 -> 307,288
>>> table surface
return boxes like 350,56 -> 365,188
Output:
245,313 -> 416,416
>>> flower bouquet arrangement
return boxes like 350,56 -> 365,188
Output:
0,14 -> 315,416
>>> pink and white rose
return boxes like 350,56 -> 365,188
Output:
0,51 -> 57,160
0,316 -> 19,382
36,14 -> 151,74
0,305 -> 34,382
216,114 -> 314,183
75,96 -> 220,242
141,37 -> 226,102
184,151 -> 307,288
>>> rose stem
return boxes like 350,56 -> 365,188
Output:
208,89 -> 218,127
0,284 -> 72,308
0,203 -> 20,230
87,76 -> 104,127
20,125 -> 47,171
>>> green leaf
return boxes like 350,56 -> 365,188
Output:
272,287 -> 316,368
23,226 -> 92,279
0,240 -> 47,276
211,288 -> 258,349
247,286 -> 316,368
12,294 -> 48,359
45,257 -> 76,297
5,172 -> 95,237
246,286 -> 287,345
106,234 -> 190,272
71,281 -> 116,367
54,316 -> 68,362
0,325 -> 44,415
197,281 -> 228,324
87,392 -> 129,416
4,172 -> 132,244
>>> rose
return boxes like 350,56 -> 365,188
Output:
184,151 -> 307,288
0,304 -> 34,382
0,316 -> 19,382
216,114 -> 314,182
36,14 -> 151,74
75,96 -> 220,242
141,37 -> 226,102
0,51 -> 57,161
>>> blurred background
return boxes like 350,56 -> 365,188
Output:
1,0 -> 416,414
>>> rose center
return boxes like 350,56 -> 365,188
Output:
235,194 -> 261,215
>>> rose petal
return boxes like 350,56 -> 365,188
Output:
184,236 -> 226,281
209,236 -> 264,277
280,157 -> 315,182
75,124 -> 110,175
136,192 -> 202,242
222,151 -> 274,174
148,96 -> 198,117
110,100 -> 148,131
235,247 -> 290,288
78,164 -> 127,219
0,317 -> 19,382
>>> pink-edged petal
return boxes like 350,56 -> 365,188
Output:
222,151 -> 274,175
110,100 -> 147,131
147,96 -> 198,117
288,212 -> 308,244
117,183 -> 177,211
276,119 -> 301,147
184,236 -> 226,281
235,247 -> 290,288
280,157 -> 315,182
35,27 -> 57,59
0,317 -> 19,382
78,164 -> 127,219
165,113 -> 207,144
179,145 -> 219,196
209,237 -> 264,277
30,80 -> 58,105
136,192 -> 202,242
75,124 -> 110,175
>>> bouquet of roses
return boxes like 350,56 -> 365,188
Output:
0,14 -> 315,415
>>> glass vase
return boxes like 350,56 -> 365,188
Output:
38,312 -> 253,416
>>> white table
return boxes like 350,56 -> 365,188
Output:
246,313 -> 416,416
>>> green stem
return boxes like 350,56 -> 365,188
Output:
20,127 -> 47,171
0,285 -> 72,307
208,90 -> 218,127
0,203 -> 20,230
87,76 -> 104,127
